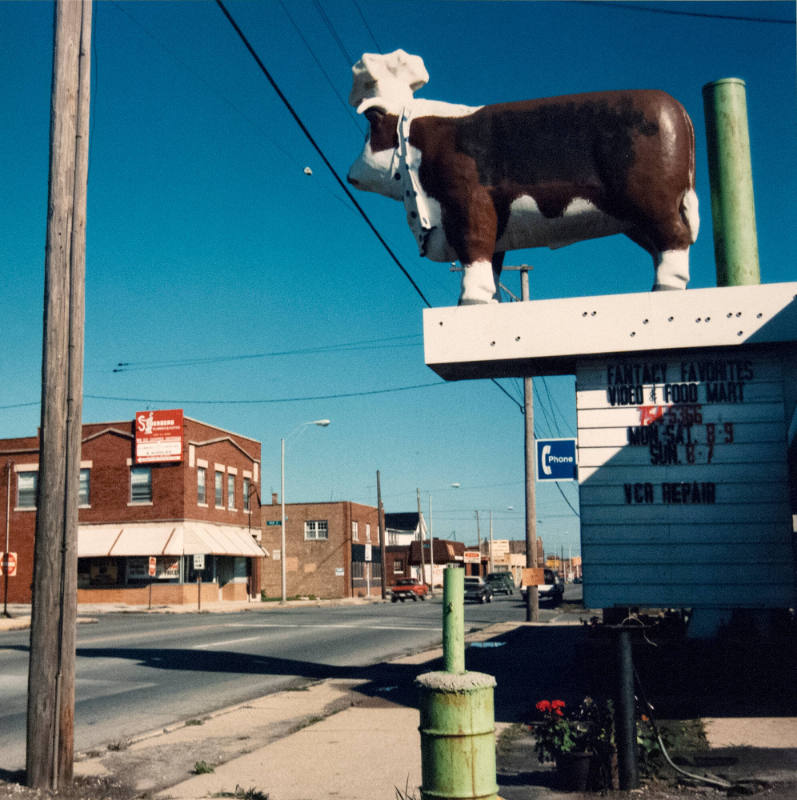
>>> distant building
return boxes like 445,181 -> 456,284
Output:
0,414 -> 264,605
261,495 -> 381,599
408,538 -> 466,587
384,512 -> 422,546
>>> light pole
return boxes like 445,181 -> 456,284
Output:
281,419 -> 330,604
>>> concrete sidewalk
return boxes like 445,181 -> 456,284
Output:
4,603 -> 797,799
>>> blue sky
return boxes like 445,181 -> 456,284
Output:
1,1 -> 794,557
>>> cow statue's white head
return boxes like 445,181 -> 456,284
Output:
349,49 -> 429,114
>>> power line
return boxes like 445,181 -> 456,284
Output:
214,0 -> 433,308
277,0 -> 363,135
311,0 -> 355,66
576,1 -> 794,24
113,334 -> 422,372
85,380 -> 449,406
351,0 -> 383,53
213,2 -> 522,414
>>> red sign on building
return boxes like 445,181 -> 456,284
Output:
135,409 -> 184,464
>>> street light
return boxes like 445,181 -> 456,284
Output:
281,419 -> 330,603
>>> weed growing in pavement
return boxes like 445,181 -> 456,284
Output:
185,718 -> 205,726
193,760 -> 215,774
212,786 -> 269,800
107,738 -> 131,751
393,778 -> 419,799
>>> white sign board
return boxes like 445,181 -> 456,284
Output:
193,554 -> 205,571
577,349 -> 794,608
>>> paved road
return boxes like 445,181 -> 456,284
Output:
0,593 -> 571,775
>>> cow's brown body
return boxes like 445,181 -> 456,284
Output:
348,53 -> 699,303
409,90 -> 696,267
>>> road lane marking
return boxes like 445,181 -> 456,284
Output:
193,635 -> 263,649
194,623 -> 440,649
227,623 -> 438,631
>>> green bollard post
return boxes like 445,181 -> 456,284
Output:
415,567 -> 498,800
443,565 -> 465,674
702,78 -> 761,287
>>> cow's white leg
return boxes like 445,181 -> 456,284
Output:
652,248 -> 690,291
459,259 -> 498,305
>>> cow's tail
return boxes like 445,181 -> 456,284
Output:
681,187 -> 700,244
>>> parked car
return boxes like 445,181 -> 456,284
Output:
521,569 -> 564,604
464,576 -> 493,604
485,572 -> 515,595
390,578 -> 429,602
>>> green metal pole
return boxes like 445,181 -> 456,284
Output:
442,567 -> 465,674
416,567 -> 498,800
702,78 -> 760,287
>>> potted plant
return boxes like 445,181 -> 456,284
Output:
532,697 -> 615,790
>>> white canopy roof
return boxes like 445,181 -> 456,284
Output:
78,521 -> 264,558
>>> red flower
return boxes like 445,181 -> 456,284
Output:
536,700 -> 552,712
552,699 -> 566,717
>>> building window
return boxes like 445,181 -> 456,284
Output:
79,468 -> 90,506
352,521 -> 359,541
130,466 -> 152,504
243,477 -> 251,512
393,559 -> 404,573
215,471 -> 223,507
304,520 -> 328,540
197,467 -> 206,505
227,473 -> 235,509
17,471 -> 37,509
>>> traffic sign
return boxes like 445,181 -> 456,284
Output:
536,438 -> 577,481
0,552 -> 18,577
148,556 -> 157,577
266,520 -> 281,526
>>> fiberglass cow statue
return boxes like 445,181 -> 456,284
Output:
347,50 -> 699,304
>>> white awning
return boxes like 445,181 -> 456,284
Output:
180,522 -> 265,557
78,522 -> 264,558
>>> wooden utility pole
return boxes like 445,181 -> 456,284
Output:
27,0 -> 91,790
377,471 -> 387,600
521,268 -> 539,622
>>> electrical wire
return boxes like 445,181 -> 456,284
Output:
311,0 -> 355,66
633,664 -> 733,790
214,0 -> 433,309
112,334 -> 422,372
351,0 -> 383,53
85,380 -> 449,406
576,1 -> 794,24
277,0 -> 363,135
214,2 -> 523,414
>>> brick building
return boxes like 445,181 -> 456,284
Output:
261,495 -> 382,599
0,413 -> 264,605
